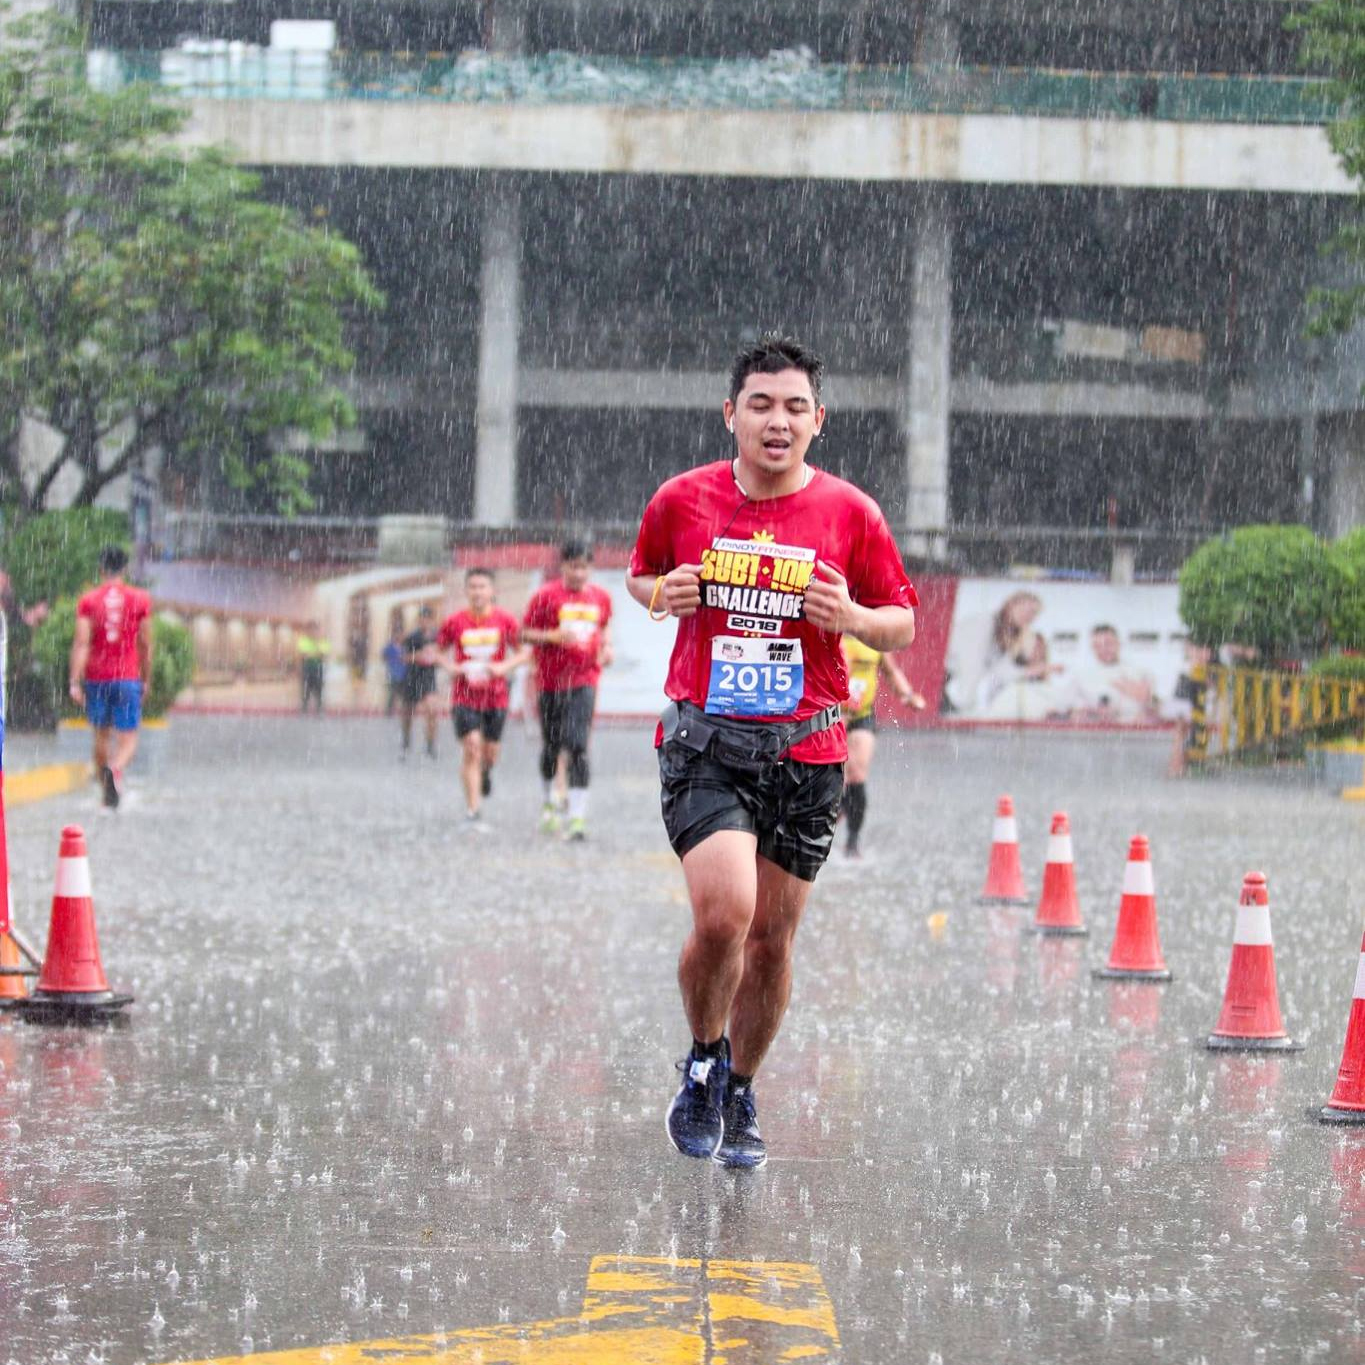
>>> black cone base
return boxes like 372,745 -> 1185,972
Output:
14,990 -> 134,1023
1206,1033 -> 1304,1053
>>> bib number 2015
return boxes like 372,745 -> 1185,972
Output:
705,637 -> 804,718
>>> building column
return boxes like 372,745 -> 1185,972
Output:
474,178 -> 521,527
903,191 -> 953,559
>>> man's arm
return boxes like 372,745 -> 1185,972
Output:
878,650 -> 924,706
805,561 -> 915,650
137,612 -> 154,685
68,615 -> 92,706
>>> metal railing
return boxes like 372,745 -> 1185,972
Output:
85,50 -> 1337,125
1185,662 -> 1365,765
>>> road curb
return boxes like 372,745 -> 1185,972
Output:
5,762 -> 90,808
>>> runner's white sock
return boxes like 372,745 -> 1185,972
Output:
542,780 -> 554,806
567,789 -> 588,821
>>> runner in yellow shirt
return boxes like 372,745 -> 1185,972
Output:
841,637 -> 924,858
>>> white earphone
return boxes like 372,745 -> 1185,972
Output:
727,420 -> 735,433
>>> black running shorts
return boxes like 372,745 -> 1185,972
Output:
452,706 -> 508,742
658,739 -> 844,882
538,685 -> 596,752
845,713 -> 876,735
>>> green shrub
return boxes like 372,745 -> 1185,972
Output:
1329,527 -> 1365,651
1307,651 -> 1365,683
1178,525 -> 1345,660
30,598 -> 195,721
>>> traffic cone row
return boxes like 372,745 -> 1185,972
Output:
976,793 -> 1365,1121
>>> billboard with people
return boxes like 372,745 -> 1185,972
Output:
940,579 -> 1187,725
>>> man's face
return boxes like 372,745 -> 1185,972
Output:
466,574 -> 494,613
723,368 -> 825,483
1092,629 -> 1121,665
562,557 -> 592,592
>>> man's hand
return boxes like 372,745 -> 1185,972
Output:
661,564 -> 703,618
803,560 -> 854,633
68,680 -> 84,707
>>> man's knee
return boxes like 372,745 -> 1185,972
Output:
539,746 -> 558,782
690,900 -> 752,956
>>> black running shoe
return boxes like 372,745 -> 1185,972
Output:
100,765 -> 120,810
481,767 -> 492,798
665,1040 -> 729,1159
715,1081 -> 767,1170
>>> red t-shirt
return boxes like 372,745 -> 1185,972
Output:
77,580 -> 152,683
437,607 -> 520,709
628,461 -> 918,763
523,580 -> 614,693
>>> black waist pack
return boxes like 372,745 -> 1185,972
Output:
660,699 -> 840,772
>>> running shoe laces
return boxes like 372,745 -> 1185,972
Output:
716,1082 -> 767,1170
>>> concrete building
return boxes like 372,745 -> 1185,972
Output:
83,0 -> 1365,572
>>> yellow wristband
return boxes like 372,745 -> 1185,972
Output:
648,575 -> 670,621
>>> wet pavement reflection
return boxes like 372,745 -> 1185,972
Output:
1,718 -> 1363,1362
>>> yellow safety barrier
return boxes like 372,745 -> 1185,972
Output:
1185,662 -> 1365,765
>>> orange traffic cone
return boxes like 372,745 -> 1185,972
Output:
1030,812 -> 1087,937
15,825 -> 132,1023
979,795 -> 1028,905
0,929 -> 29,1005
1093,835 -> 1172,982
1319,927 -> 1365,1124
1207,872 -> 1301,1052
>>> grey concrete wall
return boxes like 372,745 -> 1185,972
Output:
179,101 -> 1353,195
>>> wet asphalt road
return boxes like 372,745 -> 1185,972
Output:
2,715 -> 1365,1364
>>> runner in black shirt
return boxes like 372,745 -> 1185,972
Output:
400,605 -> 442,760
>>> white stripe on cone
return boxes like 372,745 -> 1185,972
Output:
1232,902 -> 1273,946
1046,834 -> 1073,864
1121,861 -> 1155,897
1353,952 -> 1365,1001
55,857 -> 92,899
992,817 -> 1019,843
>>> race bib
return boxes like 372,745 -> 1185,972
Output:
705,637 -> 804,717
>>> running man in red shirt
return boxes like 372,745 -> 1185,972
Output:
68,546 -> 154,810
437,567 -> 527,830
627,335 -> 918,1168
521,542 -> 613,841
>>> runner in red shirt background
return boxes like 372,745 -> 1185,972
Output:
68,545 -> 154,810
521,541 -> 613,841
627,335 -> 917,1168
437,566 -> 527,830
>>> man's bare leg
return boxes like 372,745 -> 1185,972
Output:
110,728 -> 139,776
460,732 -> 483,815
678,829 -> 758,1044
728,855 -> 814,1077
92,726 -> 112,774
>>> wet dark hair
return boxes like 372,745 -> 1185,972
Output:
1092,623 -> 1119,636
98,545 -> 129,575
419,604 -> 435,619
560,540 -> 592,563
728,333 -> 823,406
465,566 -> 495,581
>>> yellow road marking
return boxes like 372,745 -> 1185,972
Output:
5,762 -> 90,807
157,1256 -> 838,1365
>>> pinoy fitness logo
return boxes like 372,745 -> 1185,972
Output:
701,533 -> 816,632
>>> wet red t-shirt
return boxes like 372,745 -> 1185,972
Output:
523,581 -> 613,693
77,580 -> 152,683
628,461 -> 917,763
437,607 -> 520,710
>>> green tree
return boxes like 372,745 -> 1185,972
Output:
1289,2 -> 1365,337
1178,524 -> 1346,659
0,9 -> 383,517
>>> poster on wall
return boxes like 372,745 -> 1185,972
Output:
939,579 -> 1188,726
